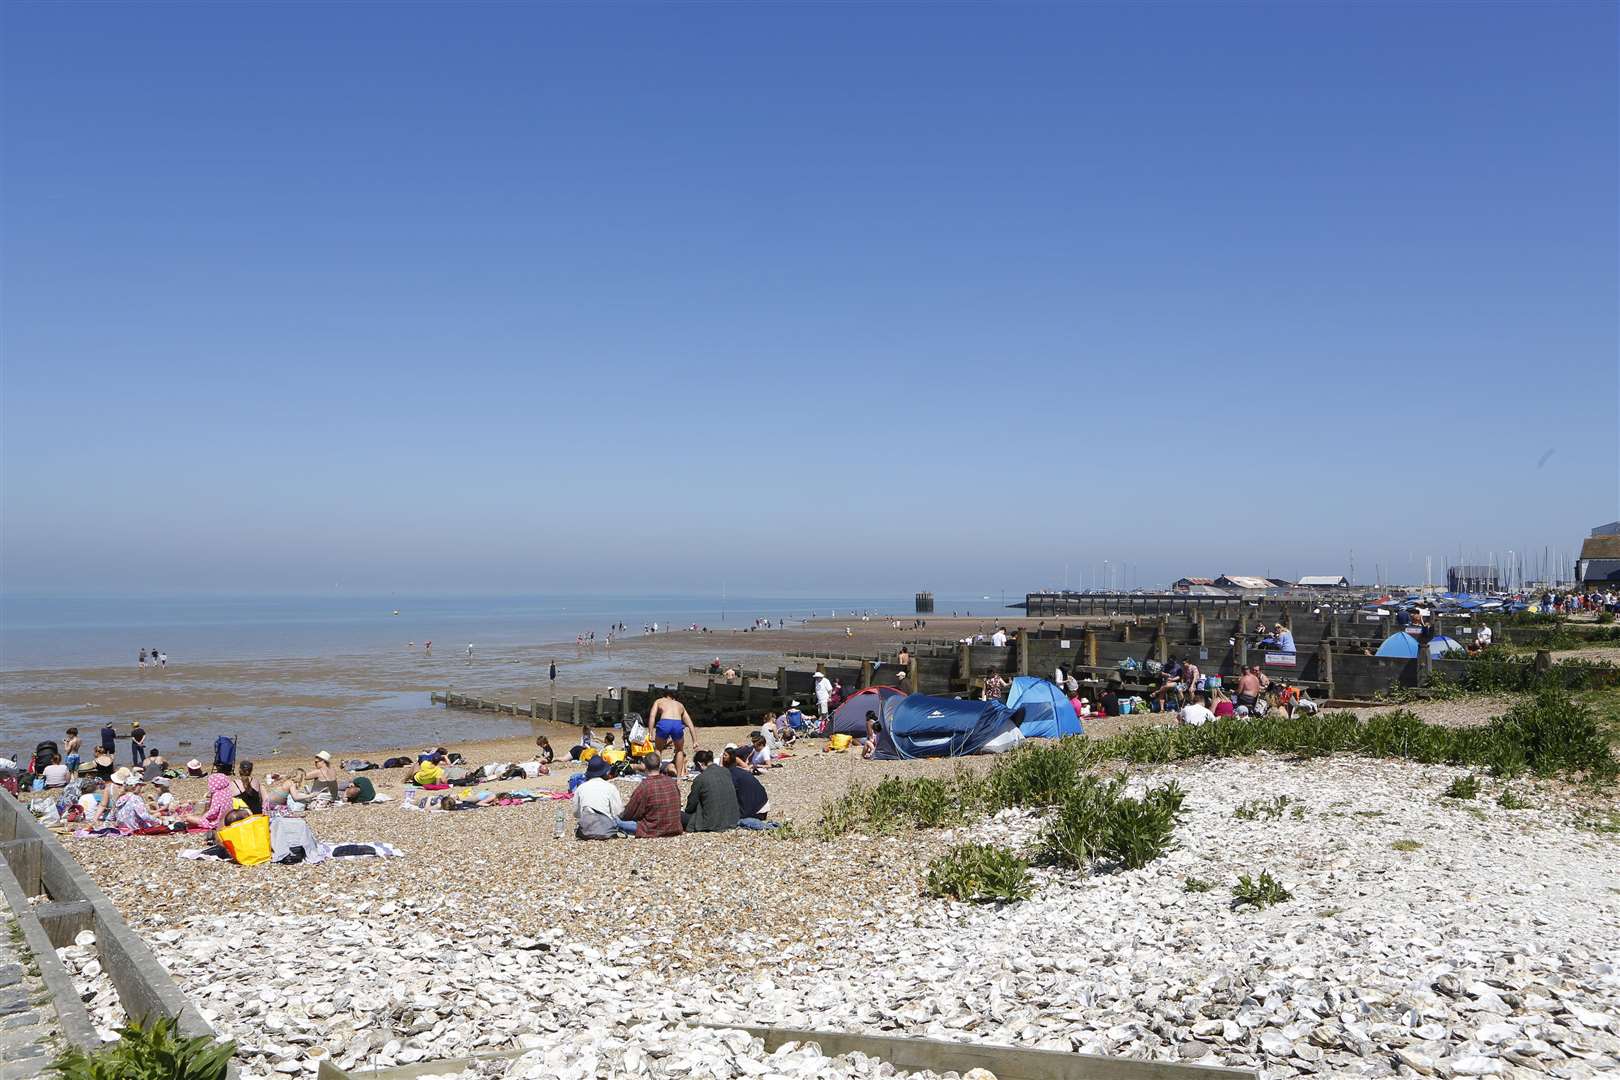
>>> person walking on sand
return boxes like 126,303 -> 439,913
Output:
467,643 -> 474,662
138,648 -> 147,669
649,691 -> 697,776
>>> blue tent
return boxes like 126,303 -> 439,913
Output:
1375,631 -> 1465,659
1005,677 -> 1084,738
827,686 -> 906,736
873,695 -> 1018,760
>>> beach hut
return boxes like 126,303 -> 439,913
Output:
1374,631 -> 1465,659
1004,677 -> 1084,738
871,695 -> 1018,760
827,685 -> 905,736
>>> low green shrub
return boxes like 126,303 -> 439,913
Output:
51,1016 -> 234,1080
1037,775 -> 1123,870
1182,876 -> 1214,893
1496,788 -> 1531,810
925,843 -> 1033,903
1234,794 -> 1292,821
1391,838 -> 1422,852
1232,871 -> 1291,909
1102,796 -> 1176,869
1486,689 -> 1618,782
1442,774 -> 1481,800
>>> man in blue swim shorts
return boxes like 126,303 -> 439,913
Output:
648,691 -> 698,776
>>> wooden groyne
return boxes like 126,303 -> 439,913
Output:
433,604 -> 1608,728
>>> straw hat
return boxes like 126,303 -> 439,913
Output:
93,752 -> 114,768
186,758 -> 203,772
110,768 -> 131,785
315,751 -> 332,763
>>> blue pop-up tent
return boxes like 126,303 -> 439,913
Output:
872,695 -> 1020,760
1005,677 -> 1084,738
1375,631 -> 1465,659
827,685 -> 905,736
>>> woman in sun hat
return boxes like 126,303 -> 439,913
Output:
185,758 -> 206,778
113,772 -> 161,831
182,761 -> 236,832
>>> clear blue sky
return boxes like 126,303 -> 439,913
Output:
2,2 -> 1615,597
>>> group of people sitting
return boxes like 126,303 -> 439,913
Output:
571,745 -> 776,839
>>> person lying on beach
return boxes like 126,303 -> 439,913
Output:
649,692 -> 698,776
182,765 -> 238,831
411,757 -> 446,786
344,775 -> 376,803
617,753 -> 682,837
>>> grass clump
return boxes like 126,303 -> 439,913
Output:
1391,838 -> 1423,852
1576,809 -> 1620,834
1442,774 -> 1481,800
1182,876 -> 1214,893
1037,776 -> 1181,872
1496,788 -> 1532,810
1234,794 -> 1293,821
52,1015 -> 234,1080
924,843 -> 1033,903
1232,871 -> 1291,909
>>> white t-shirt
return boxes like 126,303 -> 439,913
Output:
1180,703 -> 1216,727
814,678 -> 831,706
518,760 -> 546,779
42,763 -> 70,786
990,631 -> 1008,647
1477,626 -> 1492,646
572,777 -> 624,821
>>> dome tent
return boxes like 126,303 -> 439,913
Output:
827,685 -> 905,736
1004,677 -> 1084,738
1375,631 -> 1465,659
871,695 -> 1020,760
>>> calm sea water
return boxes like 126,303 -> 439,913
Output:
0,594 -> 934,759
0,594 -> 908,671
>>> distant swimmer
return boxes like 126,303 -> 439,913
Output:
138,648 -> 147,669
424,640 -> 432,653
467,643 -> 474,662
648,691 -> 697,776
158,651 -> 167,669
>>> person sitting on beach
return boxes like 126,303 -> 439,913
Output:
233,761 -> 264,814
681,750 -> 739,833
535,736 -> 555,765
184,758 -> 206,778
708,657 -> 723,674
142,748 -> 169,781
861,711 -> 882,759
570,725 -> 603,761
1179,692 -> 1216,727
86,767 -> 132,825
723,746 -> 772,827
572,756 -> 624,839
411,756 -> 446,787
617,753 -> 682,837
344,774 -> 377,803
112,774 -> 162,831
1236,666 -> 1264,712
41,754 -> 70,789
307,751 -> 343,794
1211,687 -> 1236,718
598,733 -> 624,765
182,763 -> 237,831
782,701 -> 808,732
748,732 -> 779,769
649,691 -> 698,776
1099,679 -> 1124,717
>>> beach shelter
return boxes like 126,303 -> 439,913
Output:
872,695 -> 1020,760
1004,677 -> 1083,738
828,685 -> 905,736
1375,631 -> 1465,659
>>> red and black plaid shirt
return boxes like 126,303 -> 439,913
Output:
622,773 -> 683,838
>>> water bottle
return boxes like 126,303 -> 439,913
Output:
553,807 -> 566,839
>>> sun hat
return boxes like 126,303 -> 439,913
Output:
315,751 -> 332,763
111,768 -> 131,785
94,752 -> 114,767
186,758 -> 203,771
151,775 -> 171,787
585,756 -> 610,779
789,700 -> 801,708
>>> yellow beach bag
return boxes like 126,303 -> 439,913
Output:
217,815 -> 272,866
827,734 -> 853,752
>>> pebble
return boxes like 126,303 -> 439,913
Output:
65,757 -> 1620,1079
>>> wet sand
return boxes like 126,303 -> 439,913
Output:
2,614 -> 1059,763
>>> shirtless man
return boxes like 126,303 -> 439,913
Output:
648,691 -> 697,775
